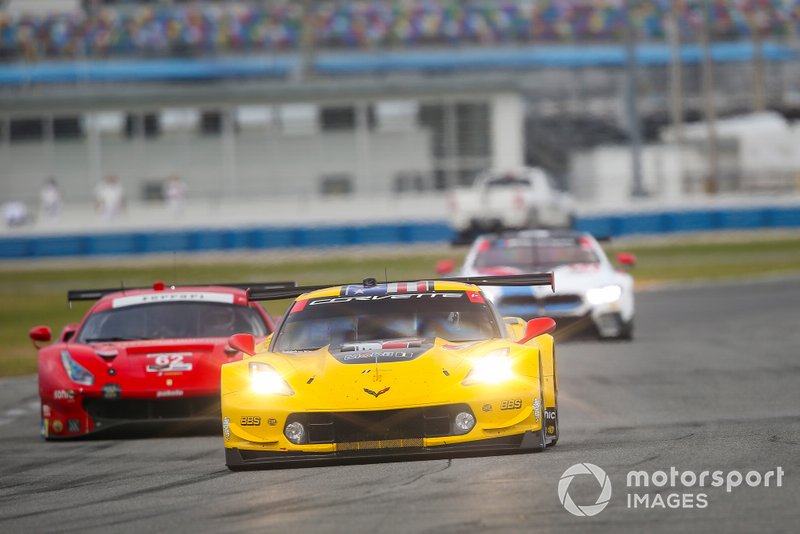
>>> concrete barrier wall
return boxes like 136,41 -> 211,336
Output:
2,205 -> 799,259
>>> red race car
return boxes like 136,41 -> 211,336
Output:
29,281 -> 292,439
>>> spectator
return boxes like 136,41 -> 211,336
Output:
94,174 -> 126,221
163,174 -> 187,214
39,177 -> 62,222
2,201 -> 29,228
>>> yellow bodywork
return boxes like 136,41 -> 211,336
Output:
221,281 -> 558,459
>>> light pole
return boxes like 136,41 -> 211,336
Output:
624,0 -> 646,198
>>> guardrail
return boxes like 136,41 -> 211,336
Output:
1,205 -> 799,259
0,223 -> 453,259
575,205 -> 800,238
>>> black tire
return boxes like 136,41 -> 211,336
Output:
618,318 -> 634,341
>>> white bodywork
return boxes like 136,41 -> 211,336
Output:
450,167 -> 575,233
459,230 -> 634,339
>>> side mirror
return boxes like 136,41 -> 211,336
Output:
227,333 -> 255,356
616,252 -> 637,268
29,325 -> 52,348
518,318 -> 556,344
436,259 -> 455,275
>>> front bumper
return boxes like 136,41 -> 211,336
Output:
222,385 -> 545,466
225,431 -> 545,469
41,394 -> 220,439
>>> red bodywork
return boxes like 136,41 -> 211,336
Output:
33,285 -> 276,439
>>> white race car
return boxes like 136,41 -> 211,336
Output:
437,230 -> 636,340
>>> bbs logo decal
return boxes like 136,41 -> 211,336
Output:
500,399 -> 522,410
240,416 -> 261,426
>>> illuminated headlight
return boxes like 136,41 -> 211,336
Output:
222,417 -> 231,441
60,350 -> 94,386
454,412 -> 476,434
586,285 -> 623,305
284,421 -> 307,444
462,348 -> 514,385
249,362 -> 294,396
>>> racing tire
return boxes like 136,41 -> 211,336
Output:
618,318 -> 634,341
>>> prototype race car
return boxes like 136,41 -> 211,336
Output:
29,281 -> 291,439
221,274 -> 559,469
438,230 -> 636,339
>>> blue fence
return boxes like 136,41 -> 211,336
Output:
0,222 -> 454,259
1,205 -> 799,259
1,42 -> 797,86
575,205 -> 800,239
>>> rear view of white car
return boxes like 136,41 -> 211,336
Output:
437,230 -> 636,340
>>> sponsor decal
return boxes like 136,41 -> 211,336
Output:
42,418 -> 49,438
343,351 -> 413,361
146,353 -> 192,373
363,387 -> 390,398
341,281 -> 433,296
309,293 -> 463,306
466,291 -> 485,304
102,384 -> 121,400
52,420 -> 64,433
267,418 -> 277,426
222,417 -> 231,440
42,405 -> 51,417
112,292 -> 234,308
240,416 -> 261,427
482,403 -> 493,412
156,389 -> 184,398
53,390 -> 74,401
533,398 -> 541,422
545,407 -> 557,435
67,419 -> 81,433
500,399 -> 522,411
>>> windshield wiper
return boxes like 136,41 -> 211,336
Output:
284,347 -> 322,352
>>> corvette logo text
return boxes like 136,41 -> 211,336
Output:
309,293 -> 463,305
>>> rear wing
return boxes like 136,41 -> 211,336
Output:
67,281 -> 296,303
247,273 -> 554,302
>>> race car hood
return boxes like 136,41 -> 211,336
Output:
59,338 -> 238,397
227,338 -> 535,410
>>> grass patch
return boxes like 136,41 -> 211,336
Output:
2,233 -> 799,377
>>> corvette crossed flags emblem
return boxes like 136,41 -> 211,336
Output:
363,387 -> 390,398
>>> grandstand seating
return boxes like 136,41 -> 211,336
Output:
1,1 -> 799,62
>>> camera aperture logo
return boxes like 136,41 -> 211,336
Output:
558,463 -> 612,517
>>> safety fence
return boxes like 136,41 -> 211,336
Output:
2,204 -> 799,259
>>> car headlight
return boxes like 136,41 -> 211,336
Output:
60,350 -> 94,386
586,285 -> 623,305
462,348 -> 515,385
249,362 -> 294,396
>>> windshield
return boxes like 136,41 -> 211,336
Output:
76,302 -> 268,343
475,239 -> 600,271
273,291 -> 500,352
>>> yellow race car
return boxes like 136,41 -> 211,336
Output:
221,274 -> 559,469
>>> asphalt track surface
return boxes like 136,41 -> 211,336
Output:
1,278 -> 798,533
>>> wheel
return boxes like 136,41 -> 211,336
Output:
618,318 -> 634,341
